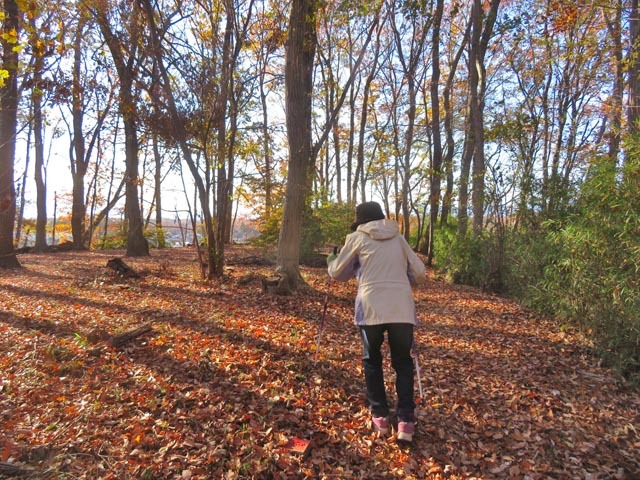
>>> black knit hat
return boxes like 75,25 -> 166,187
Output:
351,201 -> 385,231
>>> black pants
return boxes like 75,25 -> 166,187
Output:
359,323 -> 415,422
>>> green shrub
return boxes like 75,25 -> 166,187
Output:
504,222 -> 559,308
430,155 -> 639,385
433,223 -> 489,287
313,202 -> 354,248
97,232 -> 127,250
252,205 -> 282,250
143,226 -> 172,248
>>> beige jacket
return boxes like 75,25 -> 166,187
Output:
328,219 -> 426,326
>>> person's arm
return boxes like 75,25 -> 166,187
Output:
328,235 -> 359,281
401,237 -> 426,285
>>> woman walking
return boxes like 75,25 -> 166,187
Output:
327,202 -> 426,441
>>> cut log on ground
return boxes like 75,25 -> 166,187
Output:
109,323 -> 153,347
0,461 -> 37,477
106,258 -> 140,278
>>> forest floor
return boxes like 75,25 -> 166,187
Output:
0,246 -> 638,480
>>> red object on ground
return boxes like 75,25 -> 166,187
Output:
282,437 -> 312,456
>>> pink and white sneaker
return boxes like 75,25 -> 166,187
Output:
371,416 -> 389,435
397,421 -> 415,442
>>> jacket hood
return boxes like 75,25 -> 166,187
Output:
356,219 -> 399,240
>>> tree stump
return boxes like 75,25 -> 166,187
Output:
106,258 -> 140,279
261,276 -> 291,295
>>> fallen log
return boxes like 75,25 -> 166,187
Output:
236,273 -> 262,285
227,255 -> 274,266
49,241 -> 74,252
109,323 -> 153,347
0,461 -> 37,477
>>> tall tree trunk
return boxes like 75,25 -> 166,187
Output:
401,79 -> 416,240
259,68 -> 273,222
458,112 -> 472,236
354,65 -> 374,204
346,82 -> 355,205
440,147 -> 454,226
425,0 -> 444,264
318,77 -> 329,202
86,134 -> 100,249
605,0 -> 623,163
33,53 -> 47,252
122,98 -> 148,257
353,75 -> 370,204
392,116 -> 401,223
354,22 -> 382,205
0,0 -> 21,268
152,133 -> 165,248
137,0 -> 215,265
628,0 -> 640,140
469,0 -> 484,236
318,53 -> 338,203
98,118 -> 120,248
276,0 -> 317,289
345,22 -> 356,205
15,115 -> 30,246
71,16 -> 88,250
225,81 -> 240,245
390,4 -> 430,241
461,0 -> 500,236
333,120 -> 342,203
441,20 -> 470,227
212,0 -> 237,275
540,10 -> 553,207
322,112 -> 329,201
546,60 -> 571,214
92,0 -> 149,257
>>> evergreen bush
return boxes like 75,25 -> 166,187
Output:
494,153 -> 637,385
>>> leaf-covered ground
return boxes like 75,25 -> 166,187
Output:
1,247 -> 638,479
